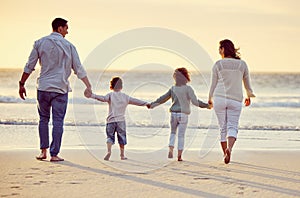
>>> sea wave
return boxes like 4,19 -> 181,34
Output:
251,102 -> 300,108
1,95 -> 299,108
0,96 -> 94,104
0,120 -> 299,131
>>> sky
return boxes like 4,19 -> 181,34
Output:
1,0 -> 300,72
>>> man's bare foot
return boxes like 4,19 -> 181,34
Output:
178,156 -> 183,161
224,148 -> 231,164
36,153 -> 46,160
104,153 -> 111,161
168,151 -> 173,158
50,156 -> 64,162
36,149 -> 47,160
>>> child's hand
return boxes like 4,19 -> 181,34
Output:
146,103 -> 152,109
207,103 -> 213,109
84,88 -> 92,98
207,99 -> 213,109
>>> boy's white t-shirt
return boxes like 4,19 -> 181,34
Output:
91,91 -> 148,123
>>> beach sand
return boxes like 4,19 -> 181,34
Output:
1,147 -> 300,198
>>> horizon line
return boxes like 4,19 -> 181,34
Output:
0,67 -> 300,74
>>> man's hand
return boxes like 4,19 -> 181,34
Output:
18,73 -> 30,100
19,85 -> 27,100
84,88 -> 92,98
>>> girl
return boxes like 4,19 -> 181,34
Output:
148,68 -> 210,161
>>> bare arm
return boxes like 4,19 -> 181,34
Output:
80,76 -> 91,89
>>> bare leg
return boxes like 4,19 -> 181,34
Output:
36,148 -> 47,160
227,137 -> 236,152
119,144 -> 127,160
177,150 -> 183,161
104,142 -> 112,161
221,141 -> 227,156
168,146 -> 174,158
224,137 -> 236,164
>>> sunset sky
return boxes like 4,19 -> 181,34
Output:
1,0 -> 300,72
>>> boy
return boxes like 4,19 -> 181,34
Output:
85,77 -> 148,160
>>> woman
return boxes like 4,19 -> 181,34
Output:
209,39 -> 255,164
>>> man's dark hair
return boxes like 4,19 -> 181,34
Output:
52,18 -> 68,31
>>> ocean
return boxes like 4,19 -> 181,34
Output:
1,69 -> 299,129
0,69 -> 300,140
0,68 -> 299,171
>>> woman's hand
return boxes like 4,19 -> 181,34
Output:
208,99 -> 213,109
244,97 -> 251,106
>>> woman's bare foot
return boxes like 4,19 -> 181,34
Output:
104,152 -> 111,161
224,148 -> 231,164
177,150 -> 183,161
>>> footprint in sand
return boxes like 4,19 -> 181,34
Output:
193,177 -> 210,180
32,181 -> 47,185
10,186 -> 21,189
68,181 -> 82,185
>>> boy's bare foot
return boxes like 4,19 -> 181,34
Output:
104,153 -> 111,161
224,148 -> 231,164
50,156 -> 64,162
168,151 -> 173,158
178,156 -> 183,161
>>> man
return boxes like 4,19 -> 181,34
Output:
19,18 -> 92,162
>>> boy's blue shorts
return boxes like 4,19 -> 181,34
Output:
106,121 -> 127,145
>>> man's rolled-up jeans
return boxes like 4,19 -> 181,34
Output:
37,90 -> 68,157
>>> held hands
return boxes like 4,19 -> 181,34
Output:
146,103 -> 152,109
208,99 -> 213,109
84,88 -> 92,98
